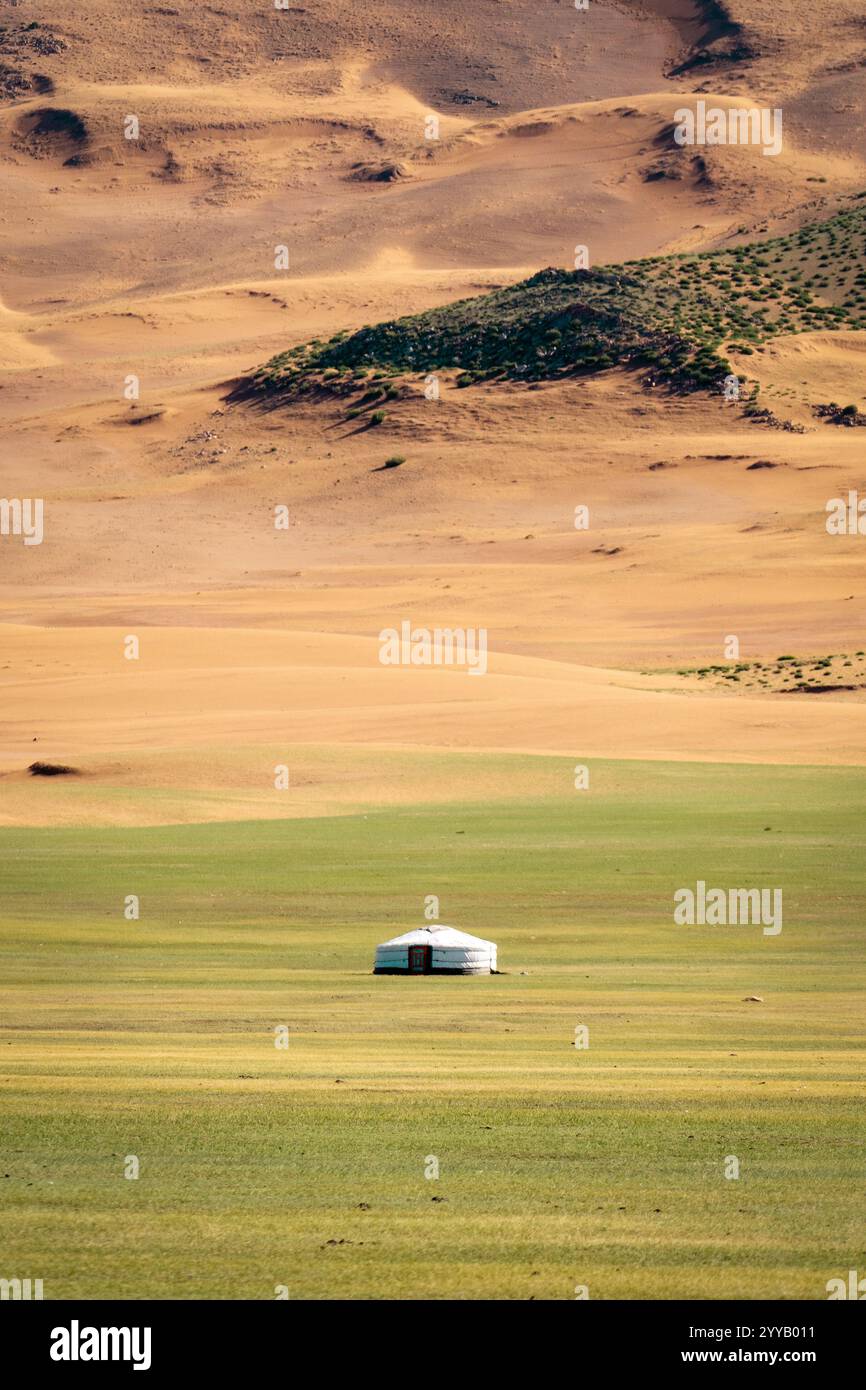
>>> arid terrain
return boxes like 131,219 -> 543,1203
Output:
1,0 -> 865,825
1,2 -> 865,1305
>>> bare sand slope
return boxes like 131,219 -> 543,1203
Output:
3,358 -> 865,623
3,303 -> 865,830
3,352 -> 865,829
2,620 -> 865,828
2,2 -> 866,310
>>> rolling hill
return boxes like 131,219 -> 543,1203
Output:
243,198 -> 866,399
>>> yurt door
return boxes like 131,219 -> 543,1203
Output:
408,945 -> 430,974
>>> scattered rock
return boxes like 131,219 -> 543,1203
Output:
15,106 -> 87,163
348,161 -> 409,184
438,88 -> 500,108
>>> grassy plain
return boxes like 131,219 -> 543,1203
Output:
1,757 -> 863,1299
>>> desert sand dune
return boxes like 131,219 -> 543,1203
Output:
2,2 -> 865,309
1,0 -> 865,826
3,619 -> 866,827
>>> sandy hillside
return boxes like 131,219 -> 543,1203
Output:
1,1 -> 865,825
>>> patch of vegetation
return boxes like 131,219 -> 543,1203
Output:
239,199 -> 866,404
813,402 -> 866,426
665,651 -> 866,695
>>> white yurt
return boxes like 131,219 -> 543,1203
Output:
374,925 -> 497,975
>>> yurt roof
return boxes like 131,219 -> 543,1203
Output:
378,925 -> 494,949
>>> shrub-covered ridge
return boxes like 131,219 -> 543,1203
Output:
242,198 -> 866,400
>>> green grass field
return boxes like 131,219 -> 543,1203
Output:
1,757 -> 864,1299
